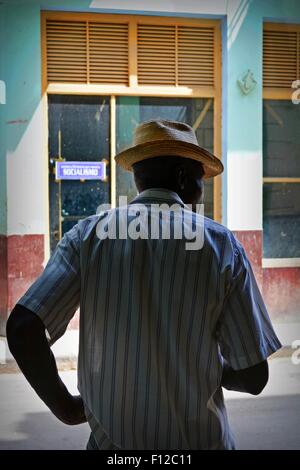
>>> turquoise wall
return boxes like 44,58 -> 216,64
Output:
3,2 -> 42,148
0,1 -> 44,234
1,0 -> 300,231
223,0 -> 300,224
0,4 -> 7,235
227,0 -> 300,154
227,2 -> 263,154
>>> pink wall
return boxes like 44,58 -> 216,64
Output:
0,235 -> 8,336
2,234 -> 80,331
263,268 -> 300,322
233,230 -> 263,288
7,235 -> 44,313
234,230 -> 300,322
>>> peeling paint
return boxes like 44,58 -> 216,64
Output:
234,230 -> 300,323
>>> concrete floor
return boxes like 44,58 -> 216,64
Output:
0,357 -> 299,450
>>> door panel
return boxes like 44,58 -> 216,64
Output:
48,95 -> 110,252
116,96 -> 214,217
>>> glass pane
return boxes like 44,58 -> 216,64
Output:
49,95 -> 110,162
263,183 -> 300,258
116,97 -> 214,219
48,95 -> 110,251
116,97 -> 140,202
263,100 -> 300,177
61,180 -> 108,217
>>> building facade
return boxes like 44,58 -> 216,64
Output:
1,0 -> 300,360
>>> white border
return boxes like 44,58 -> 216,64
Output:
262,258 -> 300,268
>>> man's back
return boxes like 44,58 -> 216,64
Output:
18,188 -> 281,449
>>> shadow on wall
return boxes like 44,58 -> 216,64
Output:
227,0 -> 253,49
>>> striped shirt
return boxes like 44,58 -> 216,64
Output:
18,188 -> 282,450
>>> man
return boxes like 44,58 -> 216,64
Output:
7,120 -> 281,450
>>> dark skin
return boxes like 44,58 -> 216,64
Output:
7,156 -> 268,428
133,156 -> 205,212
7,304 -> 86,425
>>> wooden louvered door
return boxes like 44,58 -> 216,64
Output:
263,29 -> 298,89
137,24 -> 177,85
44,17 -> 129,86
42,12 -> 222,228
136,23 -> 215,87
88,22 -> 129,84
46,20 -> 87,83
177,25 -> 215,87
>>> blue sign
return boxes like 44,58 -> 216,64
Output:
55,161 -> 106,180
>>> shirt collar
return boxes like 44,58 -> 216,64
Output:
130,188 -> 187,208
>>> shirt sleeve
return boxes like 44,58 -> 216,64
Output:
216,236 -> 282,370
17,224 -> 81,346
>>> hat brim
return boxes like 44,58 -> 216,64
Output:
114,140 -> 223,179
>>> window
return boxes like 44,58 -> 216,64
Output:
263,100 -> 300,259
263,23 -> 300,263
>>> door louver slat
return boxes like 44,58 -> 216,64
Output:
45,19 -> 129,85
263,27 -> 299,88
137,24 -> 176,85
178,26 -> 214,86
136,23 -> 215,87
46,20 -> 87,82
89,22 -> 128,84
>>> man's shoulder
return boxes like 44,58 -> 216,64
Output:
75,214 -> 104,239
204,216 -> 232,238
203,217 -> 243,254
76,209 -> 123,238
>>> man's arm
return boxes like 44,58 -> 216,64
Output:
6,304 -> 86,425
221,358 -> 269,395
217,235 -> 281,395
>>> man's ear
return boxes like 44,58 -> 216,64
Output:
133,172 -> 143,193
199,180 -> 205,204
176,165 -> 186,190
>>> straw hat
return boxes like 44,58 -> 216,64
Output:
115,119 -> 223,179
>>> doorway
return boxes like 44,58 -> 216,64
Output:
48,94 -> 215,251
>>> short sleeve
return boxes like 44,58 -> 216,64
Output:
216,238 -> 282,370
17,224 -> 81,346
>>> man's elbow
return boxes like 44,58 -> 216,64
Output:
6,305 -> 39,352
244,361 -> 269,396
7,307 -> 25,352
247,380 -> 267,396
